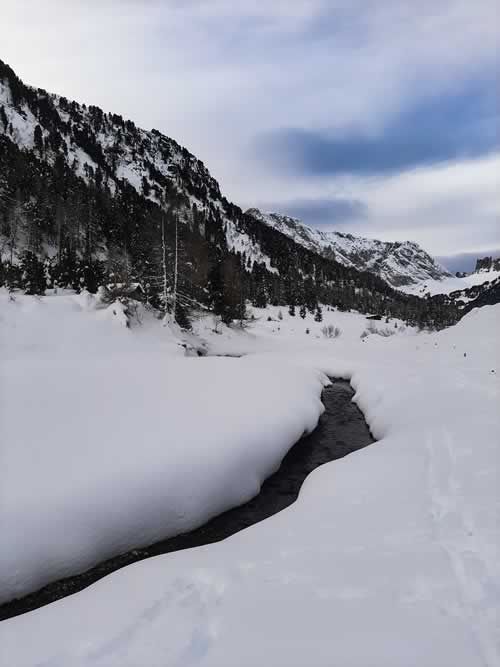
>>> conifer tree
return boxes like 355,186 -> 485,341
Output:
0,105 -> 7,131
77,260 -> 105,293
34,125 -> 44,153
20,250 -> 45,295
54,245 -> 79,289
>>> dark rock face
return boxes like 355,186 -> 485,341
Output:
475,257 -> 500,273
475,257 -> 493,272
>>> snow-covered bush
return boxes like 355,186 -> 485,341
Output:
360,324 -> 395,339
377,327 -> 395,337
95,285 -> 110,306
321,324 -> 342,339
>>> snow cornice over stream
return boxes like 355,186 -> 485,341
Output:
0,292 -> 499,667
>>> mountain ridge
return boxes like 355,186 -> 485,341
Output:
246,208 -> 450,288
0,58 -> 460,328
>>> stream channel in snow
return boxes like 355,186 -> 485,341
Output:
0,378 -> 374,621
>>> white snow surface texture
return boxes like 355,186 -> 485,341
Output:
398,268 -> 500,296
0,292 -> 325,604
1,294 -> 499,667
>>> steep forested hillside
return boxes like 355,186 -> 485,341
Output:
0,59 -> 458,328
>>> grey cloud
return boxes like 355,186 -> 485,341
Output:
436,250 -> 500,274
257,198 -> 367,226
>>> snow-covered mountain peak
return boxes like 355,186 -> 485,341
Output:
246,208 -> 451,287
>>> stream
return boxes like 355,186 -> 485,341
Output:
0,378 -> 374,621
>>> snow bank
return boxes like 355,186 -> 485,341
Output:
189,304 -> 417,357
1,299 -> 499,667
0,292 -> 326,603
399,270 -> 500,296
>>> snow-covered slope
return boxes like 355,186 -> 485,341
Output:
0,60 -> 463,329
0,77 -> 215,204
400,268 -> 500,296
247,208 -> 450,287
0,61 -> 275,272
0,289 -> 324,604
1,297 -> 498,667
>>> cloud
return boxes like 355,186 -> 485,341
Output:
328,154 -> 500,255
436,249 -> 500,274
251,154 -> 500,256
254,75 -> 498,176
0,0 -> 498,256
256,198 -> 366,225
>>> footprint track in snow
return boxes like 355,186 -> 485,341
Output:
426,427 -> 499,667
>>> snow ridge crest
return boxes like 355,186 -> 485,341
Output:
246,208 -> 450,288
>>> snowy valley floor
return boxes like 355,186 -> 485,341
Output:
1,292 -> 499,666
0,377 -> 374,620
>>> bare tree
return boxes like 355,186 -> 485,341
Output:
161,213 -> 168,311
172,212 -> 179,321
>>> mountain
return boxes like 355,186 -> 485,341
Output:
450,275 -> 500,314
474,256 -> 500,273
399,254 -> 500,298
443,254 -> 500,312
0,61 -> 274,269
246,209 -> 450,288
0,59 -> 458,328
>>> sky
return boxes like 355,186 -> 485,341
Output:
1,0 -> 499,268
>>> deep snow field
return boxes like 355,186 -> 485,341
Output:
398,269 -> 500,296
0,289 -> 499,667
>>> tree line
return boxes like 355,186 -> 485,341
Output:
0,56 -> 460,330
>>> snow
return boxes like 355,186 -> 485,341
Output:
247,208 -> 450,286
114,161 -> 144,193
0,290 -> 326,604
0,80 -> 37,151
0,80 -> 93,181
399,269 -> 500,296
0,77 -> 276,275
0,293 -> 499,667
224,218 -> 278,274
188,305 -> 416,358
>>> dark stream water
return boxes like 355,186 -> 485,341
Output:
0,378 -> 374,621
